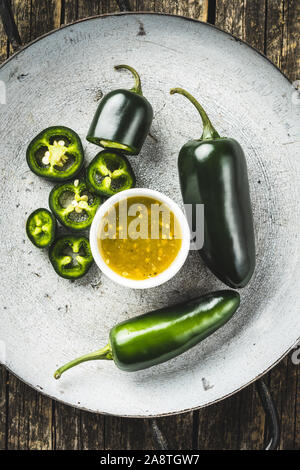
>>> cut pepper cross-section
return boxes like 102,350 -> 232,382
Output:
26,208 -> 57,248
49,236 -> 93,279
49,179 -> 101,231
26,126 -> 84,181
86,150 -> 135,197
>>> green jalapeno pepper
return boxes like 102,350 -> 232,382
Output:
26,126 -> 84,181
170,88 -> 256,289
86,65 -> 153,155
86,150 -> 135,197
49,235 -> 93,279
26,208 -> 56,248
49,179 -> 101,231
54,290 -> 240,376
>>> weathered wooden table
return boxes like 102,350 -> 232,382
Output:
0,0 -> 299,450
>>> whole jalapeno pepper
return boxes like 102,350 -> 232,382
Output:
54,290 -> 240,377
86,65 -> 153,155
26,208 -> 56,248
49,235 -> 93,279
170,88 -> 256,289
49,179 -> 101,231
26,126 -> 84,181
86,150 -> 135,197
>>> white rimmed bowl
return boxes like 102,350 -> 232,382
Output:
90,188 -> 190,289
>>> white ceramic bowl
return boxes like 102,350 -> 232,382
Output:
90,188 -> 190,289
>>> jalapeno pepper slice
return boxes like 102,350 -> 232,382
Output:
86,150 -> 135,197
49,179 -> 101,231
26,126 -> 84,181
26,208 -> 57,248
49,235 -> 93,279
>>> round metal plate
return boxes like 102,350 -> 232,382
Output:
0,13 -> 299,417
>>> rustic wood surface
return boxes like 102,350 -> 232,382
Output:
0,0 -> 299,450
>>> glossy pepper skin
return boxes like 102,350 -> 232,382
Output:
26,126 -> 84,181
26,208 -> 56,248
53,290 -> 240,377
86,150 -> 135,197
49,179 -> 101,231
170,88 -> 255,289
49,235 -> 93,279
86,65 -> 153,155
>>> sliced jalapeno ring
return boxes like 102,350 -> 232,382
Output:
49,179 -> 101,231
26,208 -> 57,248
49,235 -> 93,279
26,126 -> 84,181
86,150 -> 135,197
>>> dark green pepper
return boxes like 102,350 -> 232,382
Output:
49,179 -> 101,231
26,208 -> 56,248
54,290 -> 240,376
49,235 -> 93,279
170,88 -> 255,289
26,126 -> 84,181
86,65 -> 153,155
86,150 -> 135,197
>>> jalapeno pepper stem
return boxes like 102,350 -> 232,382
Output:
54,344 -> 113,379
170,88 -> 220,140
115,64 -> 143,96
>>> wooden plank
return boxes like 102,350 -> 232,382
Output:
215,0 -> 266,52
104,414 -> 195,450
52,401 -> 81,450
137,0 -> 155,12
152,412 -> 194,450
266,0 -> 300,81
30,0 -> 62,39
154,0 -> 208,21
6,373 -> 53,449
0,3 -> 9,62
104,414 -> 194,450
282,0 -> 300,81
65,1 -> 209,26
295,353 -> 300,449
268,355 -> 300,450
176,0 -> 209,21
80,410 -> 105,450
104,417 -> 147,450
11,0 -> 31,45
77,0 -> 101,19
0,366 -> 7,449
197,390 -> 242,450
64,0 -> 78,24
265,0 -> 284,69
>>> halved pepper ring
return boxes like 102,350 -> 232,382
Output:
49,179 -> 101,231
86,150 -> 135,197
26,208 -> 57,248
26,126 -> 84,181
49,235 -> 93,279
